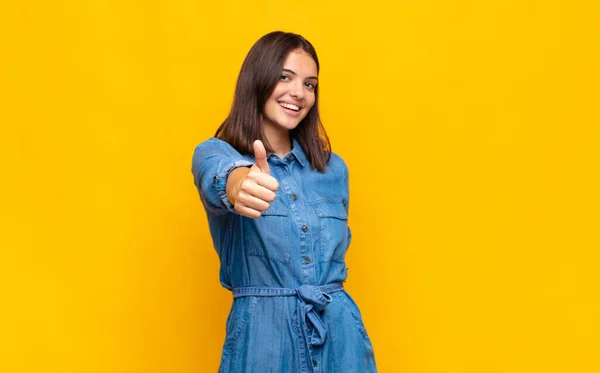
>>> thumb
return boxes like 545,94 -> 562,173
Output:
253,140 -> 270,175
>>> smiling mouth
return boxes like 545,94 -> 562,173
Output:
279,102 -> 300,111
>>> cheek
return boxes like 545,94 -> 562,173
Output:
270,83 -> 285,99
265,100 -> 279,116
305,95 -> 316,111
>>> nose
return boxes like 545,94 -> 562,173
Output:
289,81 -> 304,100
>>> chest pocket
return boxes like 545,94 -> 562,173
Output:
243,199 -> 291,263
315,200 -> 349,263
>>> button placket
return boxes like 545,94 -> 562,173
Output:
280,164 -> 316,284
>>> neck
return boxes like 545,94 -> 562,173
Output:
263,125 -> 292,158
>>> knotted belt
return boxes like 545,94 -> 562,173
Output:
232,283 -> 344,349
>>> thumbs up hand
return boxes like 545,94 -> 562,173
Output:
226,140 -> 280,219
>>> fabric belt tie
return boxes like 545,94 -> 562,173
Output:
232,282 -> 344,346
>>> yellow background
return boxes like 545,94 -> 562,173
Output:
2,0 -> 599,372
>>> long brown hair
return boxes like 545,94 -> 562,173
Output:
215,31 -> 331,172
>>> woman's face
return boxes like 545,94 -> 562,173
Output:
261,48 -> 318,135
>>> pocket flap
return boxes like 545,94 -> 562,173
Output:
261,203 -> 289,216
315,201 -> 348,219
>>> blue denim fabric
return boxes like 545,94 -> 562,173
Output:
192,137 -> 377,372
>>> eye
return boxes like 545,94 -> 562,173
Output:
305,82 -> 316,89
280,75 -> 290,81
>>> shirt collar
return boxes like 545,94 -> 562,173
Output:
290,137 -> 307,167
264,137 -> 307,167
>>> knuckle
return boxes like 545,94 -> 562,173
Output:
235,192 -> 245,202
268,177 -> 279,189
241,180 -> 253,191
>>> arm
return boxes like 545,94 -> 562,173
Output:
192,138 -> 279,218
191,138 -> 254,215
341,155 -> 352,248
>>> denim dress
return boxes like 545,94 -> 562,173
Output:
191,137 -> 377,373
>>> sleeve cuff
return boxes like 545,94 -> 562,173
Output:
213,159 -> 254,211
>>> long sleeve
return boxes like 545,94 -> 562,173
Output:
191,137 -> 254,215
341,155 -> 352,248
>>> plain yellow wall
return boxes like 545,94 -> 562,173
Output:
2,0 -> 599,372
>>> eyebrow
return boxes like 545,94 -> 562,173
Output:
282,68 -> 318,81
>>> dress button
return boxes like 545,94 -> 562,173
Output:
312,360 -> 317,367
304,257 -> 311,264
286,155 -> 292,161
301,225 -> 308,232
291,194 -> 297,201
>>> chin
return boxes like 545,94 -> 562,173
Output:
277,119 -> 303,131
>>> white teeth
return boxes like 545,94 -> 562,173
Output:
279,102 -> 300,111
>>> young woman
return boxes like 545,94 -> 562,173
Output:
192,31 -> 377,373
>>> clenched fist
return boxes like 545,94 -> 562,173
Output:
226,140 -> 280,218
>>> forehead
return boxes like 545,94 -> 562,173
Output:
283,48 -> 318,77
